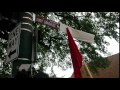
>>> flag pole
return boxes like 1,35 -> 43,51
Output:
83,61 -> 93,78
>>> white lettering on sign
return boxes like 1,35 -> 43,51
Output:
36,16 -> 60,29
44,19 -> 56,28
8,36 -> 18,49
36,16 -> 44,23
5,23 -> 21,64
9,27 -> 19,41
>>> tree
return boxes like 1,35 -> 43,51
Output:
0,12 -> 119,77
0,38 -> 11,77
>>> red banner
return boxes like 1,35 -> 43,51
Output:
66,27 -> 82,78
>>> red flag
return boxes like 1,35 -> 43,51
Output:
66,27 -> 82,78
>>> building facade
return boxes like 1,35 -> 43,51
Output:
71,53 -> 119,78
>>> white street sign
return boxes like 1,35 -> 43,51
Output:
59,22 -> 95,43
5,23 -> 21,64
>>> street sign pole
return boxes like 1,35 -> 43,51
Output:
12,12 -> 34,77
31,25 -> 37,77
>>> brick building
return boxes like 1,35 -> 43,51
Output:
71,53 -> 119,78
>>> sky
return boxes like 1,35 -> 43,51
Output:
45,29 -> 119,78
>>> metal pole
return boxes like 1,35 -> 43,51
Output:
34,26 -> 38,63
31,23 -> 38,77
83,61 -> 93,78
12,12 -> 34,77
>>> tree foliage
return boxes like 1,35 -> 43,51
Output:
0,12 -> 119,77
